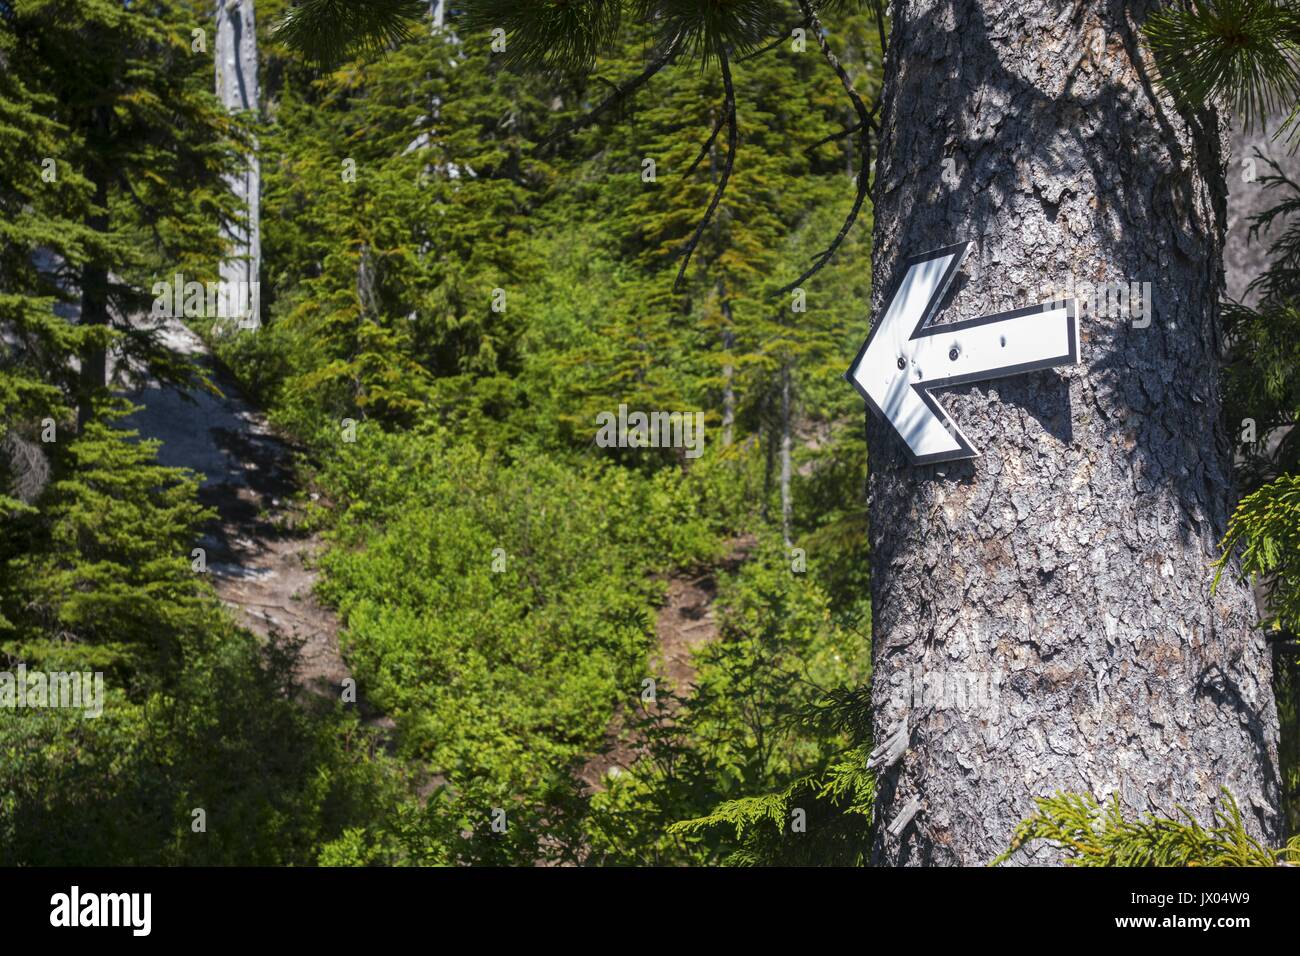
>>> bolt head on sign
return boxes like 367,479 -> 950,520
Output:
845,241 -> 1079,464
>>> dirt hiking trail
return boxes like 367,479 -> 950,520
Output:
577,534 -> 755,793
120,318 -> 380,718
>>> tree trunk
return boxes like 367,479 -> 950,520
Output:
1224,111 -> 1300,307
215,0 -> 260,324
1224,111 -> 1300,638
77,106 -> 111,429
780,360 -> 792,547
866,0 -> 1281,865
720,301 -> 736,448
762,392 -> 774,522
710,124 -> 736,449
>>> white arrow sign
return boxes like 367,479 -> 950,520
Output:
846,241 -> 1079,464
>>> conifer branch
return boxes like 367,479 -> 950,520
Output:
114,170 -> 168,255
673,48 -> 737,294
544,34 -> 681,149
737,32 -> 788,63
873,0 -> 888,68
273,0 -> 426,66
804,118 -> 871,154
775,0 -> 875,296
684,108 -> 727,179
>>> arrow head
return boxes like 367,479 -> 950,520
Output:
846,242 -> 1079,464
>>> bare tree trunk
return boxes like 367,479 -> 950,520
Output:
709,121 -> 736,449
762,392 -> 774,522
404,3 -> 451,169
215,0 -> 260,325
867,0 -> 1281,865
77,106 -> 111,429
780,360 -> 792,547
720,301 -> 736,448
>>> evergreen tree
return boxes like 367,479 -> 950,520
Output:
5,0 -> 239,413
0,25 -> 95,524
1,0 -> 402,868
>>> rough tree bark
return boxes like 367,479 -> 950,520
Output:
215,0 -> 260,324
866,0 -> 1282,865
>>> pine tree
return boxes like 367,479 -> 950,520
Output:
0,26 -> 95,525
6,0 -> 239,414
240,15 -> 551,437
1,402 -> 216,676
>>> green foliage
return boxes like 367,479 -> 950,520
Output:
668,749 -> 874,866
217,24 -> 548,439
1146,0 -> 1300,137
1211,146 -> 1300,839
309,424 -> 732,863
1275,649 -> 1300,837
224,1 -> 885,866
13,0 -> 1299,871
643,0 -> 790,64
995,788 -> 1300,867
8,0 -> 887,867
1170,33 -> 1300,844
1,403 -> 213,675
0,409 -> 404,865
461,0 -> 626,74
0,29 -> 96,451
284,0 -> 803,70
5,0 -> 240,392
582,540 -> 872,865
1221,158 -> 1300,484
1241,157 -> 1300,305
269,0 -> 883,313
0,0 -> 409,867
1217,474 -> 1300,635
666,711 -> 876,866
273,0 -> 428,66
0,625 -> 407,866
302,423 -> 722,860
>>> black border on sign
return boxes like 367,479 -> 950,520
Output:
844,240 -> 1080,466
